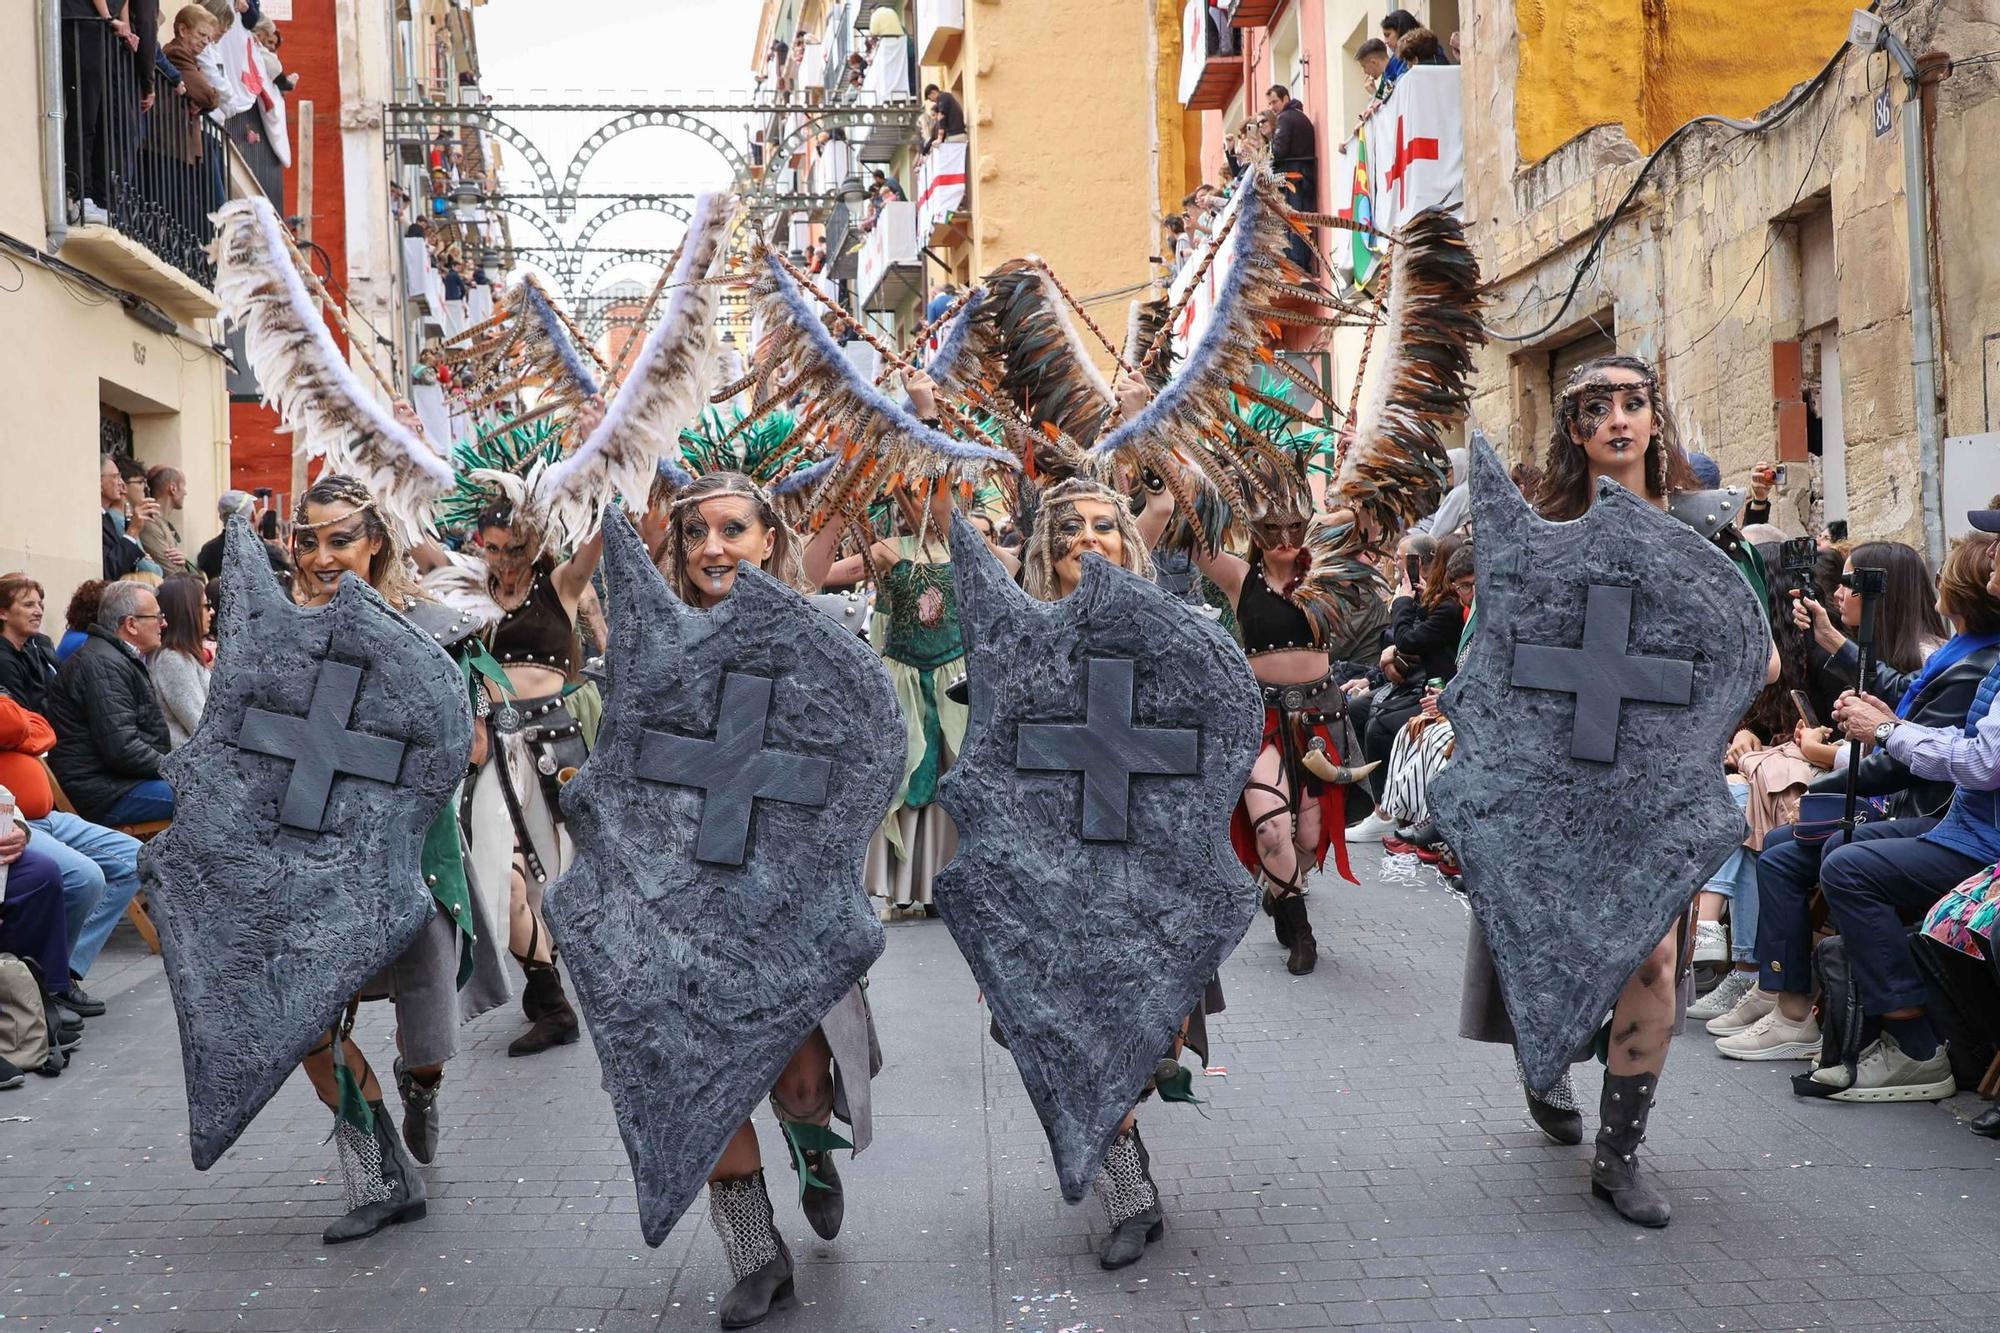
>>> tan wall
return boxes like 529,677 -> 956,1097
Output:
1463,0 -> 1997,550
0,3 -> 229,607
959,1 -> 1158,358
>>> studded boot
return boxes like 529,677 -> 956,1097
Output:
1590,1071 -> 1670,1227
1094,1125 -> 1165,1270
508,962 -> 579,1057
395,1058 -> 442,1165
709,1170 -> 796,1329
324,1102 -> 428,1244
1516,1054 -> 1583,1146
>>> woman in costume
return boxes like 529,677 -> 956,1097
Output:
663,469 -> 883,1329
1016,474 -> 1219,1270
1458,354 -> 1777,1227
421,473 -> 605,1058
287,474 -> 510,1242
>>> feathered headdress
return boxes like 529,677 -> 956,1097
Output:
211,196 -> 453,542
432,418 -> 567,534
534,190 -> 740,545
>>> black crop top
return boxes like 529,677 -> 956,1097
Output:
488,559 -> 574,672
1237,560 -> 1320,657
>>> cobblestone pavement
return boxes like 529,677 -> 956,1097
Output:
6,849 -> 2000,1332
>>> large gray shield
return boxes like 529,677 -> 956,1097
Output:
935,513 -> 1261,1204
545,514 -> 902,1247
140,517 -> 472,1169
1430,438 -> 1766,1092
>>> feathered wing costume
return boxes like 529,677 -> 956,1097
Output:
535,190 -> 741,546
211,196 -> 455,542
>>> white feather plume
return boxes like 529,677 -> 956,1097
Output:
536,190 -> 739,545
210,196 -> 452,543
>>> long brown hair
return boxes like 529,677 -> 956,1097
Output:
1419,532 -> 1465,609
154,574 -> 208,661
1534,354 -> 1699,521
662,472 -> 808,605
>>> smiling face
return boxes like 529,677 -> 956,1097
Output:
682,496 -> 776,607
1567,368 -> 1657,475
291,503 -> 383,606
1050,495 -> 1126,596
1,588 -> 42,642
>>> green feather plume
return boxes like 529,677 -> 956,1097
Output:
433,418 -> 567,534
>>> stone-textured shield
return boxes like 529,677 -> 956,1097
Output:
140,518 -> 472,1169
1430,438 -> 1767,1092
544,515 -> 902,1247
934,513 -> 1261,1204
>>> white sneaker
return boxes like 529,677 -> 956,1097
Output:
1347,810 -> 1398,843
1814,1034 -> 1956,1103
79,199 -> 109,226
1693,919 -> 1729,964
1688,969 -> 1756,1023
1716,1007 -> 1821,1060
1703,980 -> 1778,1035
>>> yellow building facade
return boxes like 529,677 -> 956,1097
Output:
2,5 -> 231,602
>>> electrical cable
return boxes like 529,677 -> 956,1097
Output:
1483,9 -> 1867,343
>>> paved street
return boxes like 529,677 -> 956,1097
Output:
6,849 -> 2000,1333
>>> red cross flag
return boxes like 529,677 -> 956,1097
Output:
1363,67 -> 1463,241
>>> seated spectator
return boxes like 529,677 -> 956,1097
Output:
100,454 -> 156,581
44,582 -> 175,826
149,575 -> 212,749
0,686 -> 139,1023
0,832 -> 81,1077
1794,540 -> 1946,726
139,465 -> 193,576
1720,532 -> 2000,1085
197,491 -> 290,579
1351,534 -> 1468,840
1377,541 -> 1477,863
0,577 -> 61,717
55,580 -> 105,663
1419,448 -> 1470,536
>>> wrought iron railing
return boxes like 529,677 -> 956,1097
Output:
62,16 -> 230,287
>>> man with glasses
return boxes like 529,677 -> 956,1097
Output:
45,581 -> 175,825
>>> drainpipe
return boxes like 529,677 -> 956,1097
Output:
41,0 -> 68,254
1883,28 -> 1943,565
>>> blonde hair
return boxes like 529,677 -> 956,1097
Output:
1022,478 -> 1153,601
176,3 -> 220,34
290,474 -> 430,611
662,472 -> 809,605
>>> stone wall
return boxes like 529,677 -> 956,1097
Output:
1464,0 -> 2000,549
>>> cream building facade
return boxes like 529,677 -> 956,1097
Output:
3,3 -> 234,602
1463,0 -> 2000,558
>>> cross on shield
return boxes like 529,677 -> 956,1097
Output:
1017,657 -> 1200,841
634,672 -> 832,866
237,660 -> 409,833
1510,584 -> 1694,764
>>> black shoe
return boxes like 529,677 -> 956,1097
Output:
508,963 -> 579,1057
709,1171 -> 797,1329
1969,1104 -> 2000,1138
1263,889 -> 1295,949
59,981 -> 106,1018
0,1056 -> 23,1090
1525,1087 -> 1584,1146
1403,817 -> 1446,850
395,1058 -> 441,1166
796,1148 -> 844,1240
1275,895 -> 1317,975
324,1102 -> 428,1244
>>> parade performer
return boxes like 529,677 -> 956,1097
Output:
287,475 -> 511,1241
1439,355 -> 1774,1228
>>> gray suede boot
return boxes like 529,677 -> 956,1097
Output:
1590,1071 -> 1670,1227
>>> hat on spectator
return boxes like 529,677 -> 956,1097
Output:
1969,510 -> 2000,534
218,490 -> 255,519
1686,451 -> 1723,488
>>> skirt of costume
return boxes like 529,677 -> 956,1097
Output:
464,692 -> 584,950
1458,913 -> 1696,1053
814,983 -> 884,1152
868,546 -> 969,908
1229,673 -> 1357,887
358,906 -> 466,1070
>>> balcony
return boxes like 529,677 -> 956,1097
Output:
1178,1 -> 1243,112
917,0 -> 964,63
856,200 -> 922,313
1225,0 -> 1284,25
915,142 -> 967,248
58,16 -> 231,319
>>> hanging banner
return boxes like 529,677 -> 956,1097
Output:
1362,67 -> 1464,242
1168,173 -> 1247,364
917,141 -> 967,236
1327,134 -> 1378,287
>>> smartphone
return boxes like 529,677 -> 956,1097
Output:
1790,689 -> 1820,729
1780,536 -> 1817,579
1403,554 -> 1421,588
1772,464 -> 1789,488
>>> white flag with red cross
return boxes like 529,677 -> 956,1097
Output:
1363,67 -> 1463,241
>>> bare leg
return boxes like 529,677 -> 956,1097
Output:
508,859 -> 553,963
302,1036 -> 382,1108
1592,927 -> 1678,1226
1243,744 -> 1298,892
1607,928 -> 1679,1076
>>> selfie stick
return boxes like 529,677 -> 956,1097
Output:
1840,566 -> 1888,837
